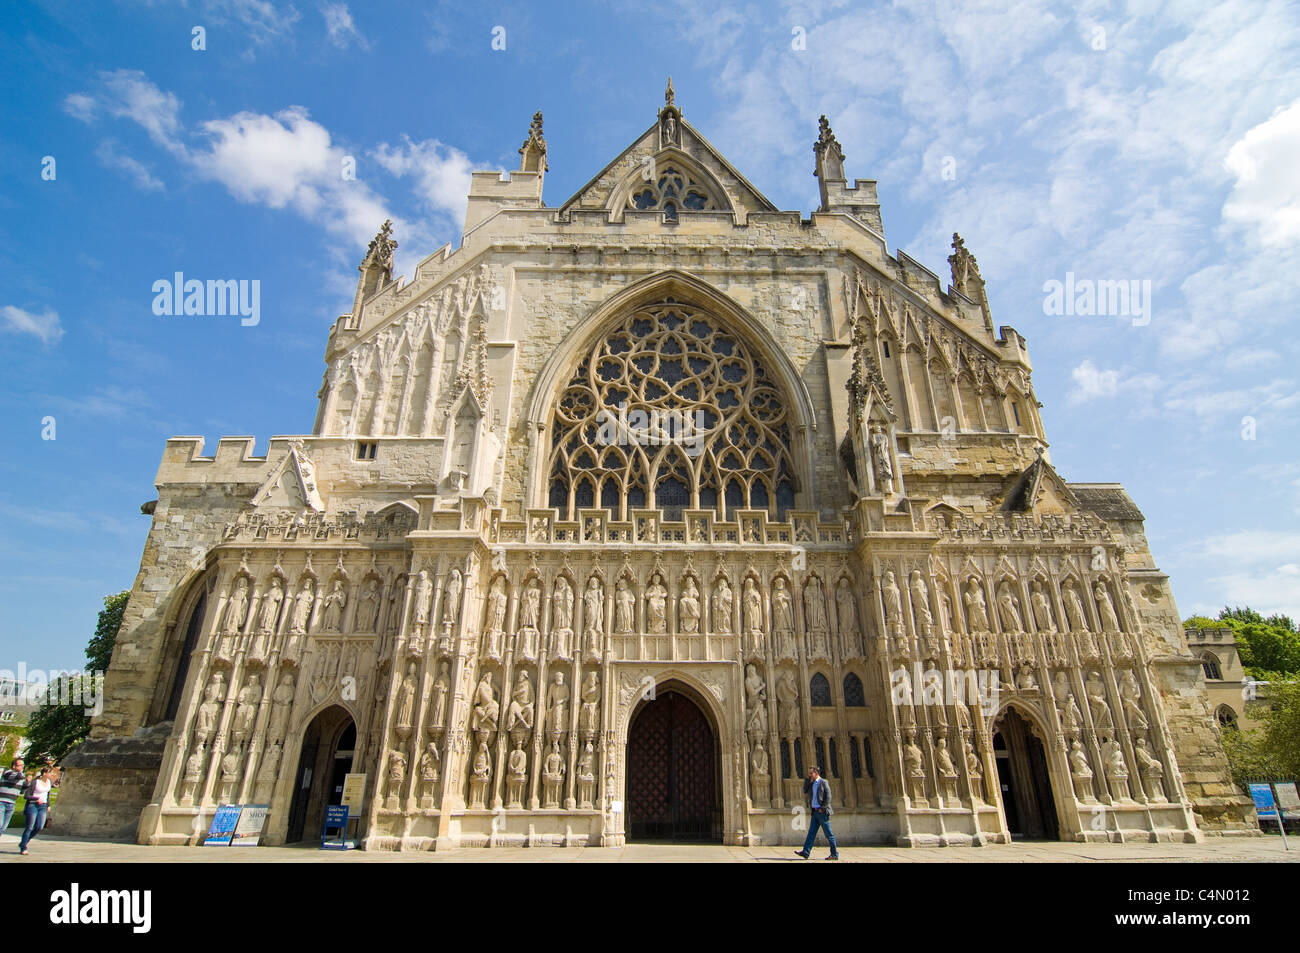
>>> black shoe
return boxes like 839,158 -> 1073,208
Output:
826,854 -> 839,860
794,850 -> 810,859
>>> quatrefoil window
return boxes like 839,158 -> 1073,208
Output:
628,168 -> 719,221
548,298 -> 796,521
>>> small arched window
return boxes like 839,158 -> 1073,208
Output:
843,672 -> 866,707
1201,653 -> 1223,681
810,673 -> 832,707
1215,705 -> 1238,730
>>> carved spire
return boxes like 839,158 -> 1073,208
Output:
363,219 -> 397,273
948,232 -> 981,296
659,77 -> 682,146
813,115 -> 845,181
847,307 -> 892,420
518,110 -> 548,173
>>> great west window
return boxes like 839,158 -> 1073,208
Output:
548,298 -> 797,521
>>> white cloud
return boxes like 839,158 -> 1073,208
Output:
371,137 -> 477,223
1180,530 -> 1300,619
1,305 -> 63,346
63,69 -> 184,155
1223,98 -> 1300,247
94,139 -> 163,191
321,2 -> 367,49
1069,360 -> 1118,402
203,0 -> 302,53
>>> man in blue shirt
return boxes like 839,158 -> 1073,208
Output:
795,765 -> 839,860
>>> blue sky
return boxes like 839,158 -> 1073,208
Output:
2,0 -> 1298,670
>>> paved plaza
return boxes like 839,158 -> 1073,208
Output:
2,835 -> 1294,863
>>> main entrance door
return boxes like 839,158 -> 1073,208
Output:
626,688 -> 720,841
286,706 -> 356,843
992,708 -> 1060,840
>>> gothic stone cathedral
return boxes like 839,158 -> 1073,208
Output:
60,85 -> 1255,848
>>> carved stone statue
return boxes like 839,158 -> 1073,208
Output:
583,576 -> 604,648
289,578 -> 314,636
996,582 -> 1023,632
542,742 -> 565,808
231,673 -> 261,741
429,661 -> 450,727
1133,738 -> 1165,801
804,577 -> 829,657
268,673 -> 294,743
506,669 -> 535,733
577,742 -> 596,808
546,670 -> 570,733
1030,580 -> 1054,631
1061,692 -> 1084,733
909,571 -> 933,634
397,662 -> 418,729
506,741 -> 527,807
679,577 -> 701,633
518,578 -> 541,658
615,577 -> 635,634
743,578 -> 765,656
257,576 -> 284,635
420,739 -> 440,781
195,672 -> 226,744
442,569 -> 463,631
1086,672 -> 1113,733
1119,670 -> 1148,729
776,670 -> 800,736
964,578 -> 989,631
353,578 -> 380,632
470,673 -> 499,734
965,741 -> 982,779
388,748 -> 407,786
882,570 -> 903,632
319,579 -> 347,632
1094,582 -> 1121,633
772,578 -> 796,659
645,573 -> 668,634
552,576 -> 574,658
1069,739 -> 1094,801
225,577 -> 250,635
1062,583 -> 1087,632
485,576 -> 507,656
714,577 -> 734,634
578,671 -> 600,734
744,664 -> 768,735
835,579 -> 858,657
1015,664 -> 1037,692
870,427 -> 894,494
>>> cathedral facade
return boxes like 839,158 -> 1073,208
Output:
59,85 -> 1255,848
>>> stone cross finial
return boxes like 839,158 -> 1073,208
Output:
813,115 -> 845,180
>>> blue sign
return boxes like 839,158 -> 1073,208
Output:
1249,783 -> 1277,818
204,804 -> 242,845
321,804 -> 350,850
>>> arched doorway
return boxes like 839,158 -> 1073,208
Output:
626,687 -> 721,842
286,706 -> 356,843
992,708 -> 1060,841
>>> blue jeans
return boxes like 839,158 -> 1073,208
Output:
19,802 -> 46,851
0,800 -> 14,835
802,809 -> 839,857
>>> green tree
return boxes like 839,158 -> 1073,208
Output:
1222,681 -> 1300,787
22,591 -> 128,762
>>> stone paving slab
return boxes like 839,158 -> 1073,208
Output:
2,835 -> 1295,863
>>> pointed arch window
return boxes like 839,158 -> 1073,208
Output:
547,298 -> 798,521
810,673 -> 832,707
843,673 -> 865,707
628,167 -> 721,220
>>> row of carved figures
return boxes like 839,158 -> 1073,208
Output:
470,570 -> 867,664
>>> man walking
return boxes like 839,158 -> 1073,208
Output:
0,757 -> 24,837
795,765 -> 839,860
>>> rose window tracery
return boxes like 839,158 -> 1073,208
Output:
627,167 -> 720,221
547,299 -> 797,521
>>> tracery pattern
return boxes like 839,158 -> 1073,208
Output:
628,167 -> 721,220
548,299 -> 796,521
